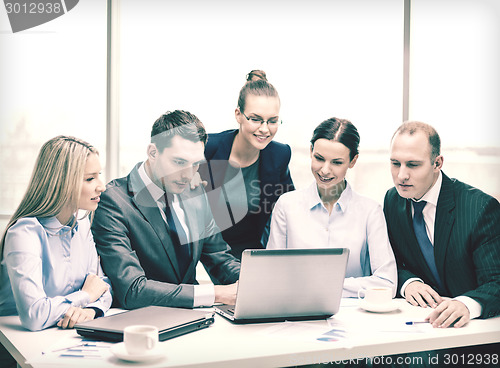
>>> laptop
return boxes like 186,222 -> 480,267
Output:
75,306 -> 215,342
214,248 -> 349,324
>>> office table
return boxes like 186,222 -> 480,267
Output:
1,299 -> 499,368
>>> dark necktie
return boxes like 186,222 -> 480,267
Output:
163,194 -> 191,276
412,200 -> 443,289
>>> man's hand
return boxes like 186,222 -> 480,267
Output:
426,299 -> 470,328
214,282 -> 238,305
190,172 -> 208,190
57,307 -> 96,329
404,281 -> 443,308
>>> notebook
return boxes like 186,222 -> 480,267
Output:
75,306 -> 215,342
214,248 -> 349,324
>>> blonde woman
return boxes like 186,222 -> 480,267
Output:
0,136 -> 111,332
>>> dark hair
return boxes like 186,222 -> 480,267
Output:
151,110 -> 207,153
237,70 -> 280,112
310,118 -> 360,161
392,121 -> 441,162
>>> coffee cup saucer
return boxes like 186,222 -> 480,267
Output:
111,342 -> 165,362
359,299 -> 399,313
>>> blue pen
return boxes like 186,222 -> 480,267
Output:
405,321 -> 428,325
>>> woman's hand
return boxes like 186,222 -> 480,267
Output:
81,273 -> 109,303
57,306 -> 95,329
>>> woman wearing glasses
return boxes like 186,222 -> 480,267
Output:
267,118 -> 397,297
0,136 -> 112,333
201,70 -> 294,260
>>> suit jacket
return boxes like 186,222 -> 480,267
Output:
384,172 -> 500,318
91,163 -> 240,309
200,129 -> 295,247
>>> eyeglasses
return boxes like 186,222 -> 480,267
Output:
240,110 -> 282,126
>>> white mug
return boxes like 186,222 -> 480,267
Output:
358,287 -> 392,305
123,325 -> 158,355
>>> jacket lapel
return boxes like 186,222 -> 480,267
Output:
204,130 -> 236,190
259,144 -> 276,188
433,173 -> 456,290
128,164 -> 182,281
211,130 -> 236,160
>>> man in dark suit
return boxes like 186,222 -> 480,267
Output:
384,121 -> 500,328
92,110 -> 240,309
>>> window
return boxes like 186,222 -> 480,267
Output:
2,0 -> 498,234
409,0 -> 500,199
0,2 -> 107,231
118,0 -> 403,203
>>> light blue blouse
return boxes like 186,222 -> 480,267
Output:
0,216 -> 112,331
267,181 -> 397,298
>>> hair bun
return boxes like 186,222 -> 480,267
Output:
246,70 -> 267,82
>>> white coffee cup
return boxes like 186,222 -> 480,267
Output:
123,325 -> 158,355
358,287 -> 392,305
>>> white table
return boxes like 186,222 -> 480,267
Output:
1,299 -> 499,368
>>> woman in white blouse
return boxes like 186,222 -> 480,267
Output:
0,136 -> 112,332
267,118 -> 397,297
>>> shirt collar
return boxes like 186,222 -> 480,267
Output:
336,181 -> 353,213
306,180 -> 352,213
138,161 -> 165,203
413,171 -> 442,207
38,216 -> 79,236
307,181 -> 323,210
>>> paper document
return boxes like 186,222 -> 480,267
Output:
257,320 -> 352,345
28,335 -> 114,367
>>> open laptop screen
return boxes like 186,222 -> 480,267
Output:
216,248 -> 349,323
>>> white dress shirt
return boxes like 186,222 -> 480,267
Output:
401,171 -> 481,319
267,181 -> 397,298
0,216 -> 112,331
138,163 -> 214,307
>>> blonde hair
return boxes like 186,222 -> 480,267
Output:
0,135 -> 98,261
392,121 -> 441,162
